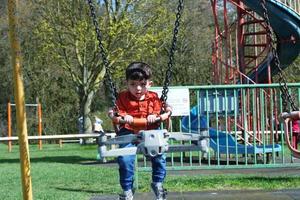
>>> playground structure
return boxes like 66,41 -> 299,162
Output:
6,102 -> 42,152
212,0 -> 300,84
4,102 -> 105,150
206,0 -> 300,160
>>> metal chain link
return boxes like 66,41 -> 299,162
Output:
160,0 -> 184,107
260,0 -> 298,112
87,0 -> 117,108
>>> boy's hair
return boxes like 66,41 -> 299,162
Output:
126,62 -> 152,81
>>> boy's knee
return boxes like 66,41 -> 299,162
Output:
152,155 -> 166,166
118,155 -> 135,168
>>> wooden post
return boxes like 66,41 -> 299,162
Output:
7,102 -> 12,152
59,139 -> 63,148
37,103 -> 42,150
7,0 -> 33,199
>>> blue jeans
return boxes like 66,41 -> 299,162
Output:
117,128 -> 167,191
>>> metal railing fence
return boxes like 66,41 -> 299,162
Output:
137,83 -> 300,172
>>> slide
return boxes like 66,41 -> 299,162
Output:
181,107 -> 281,155
243,0 -> 300,82
181,0 -> 298,154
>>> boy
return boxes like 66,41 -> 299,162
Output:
113,62 -> 170,200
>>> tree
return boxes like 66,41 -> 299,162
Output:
26,0 -> 174,134
172,0 -> 214,85
0,0 -> 13,135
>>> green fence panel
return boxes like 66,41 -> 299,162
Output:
137,83 -> 300,172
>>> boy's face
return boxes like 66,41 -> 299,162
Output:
127,79 -> 152,100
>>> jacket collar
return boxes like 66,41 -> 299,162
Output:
127,90 -> 150,101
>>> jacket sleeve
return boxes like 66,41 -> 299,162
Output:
116,92 -> 127,117
152,93 -> 162,116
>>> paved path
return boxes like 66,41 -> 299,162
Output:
89,163 -> 300,200
167,166 -> 300,176
91,189 -> 300,200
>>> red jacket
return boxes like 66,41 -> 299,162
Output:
293,120 -> 300,133
116,90 -> 162,133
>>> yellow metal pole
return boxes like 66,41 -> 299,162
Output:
7,0 -> 33,200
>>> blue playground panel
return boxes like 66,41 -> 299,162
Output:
198,90 -> 238,116
181,107 -> 281,154
208,128 -> 281,154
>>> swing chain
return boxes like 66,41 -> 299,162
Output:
260,0 -> 298,112
161,0 -> 184,106
87,0 -> 117,108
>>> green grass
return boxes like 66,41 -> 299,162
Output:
1,143 -> 300,200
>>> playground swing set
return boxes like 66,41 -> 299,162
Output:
2,102 -> 102,150
87,0 -> 211,159
86,0 -> 300,161
5,1 -> 300,200
6,102 -> 43,152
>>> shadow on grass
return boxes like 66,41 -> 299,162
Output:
55,186 -> 103,194
0,156 -> 94,164
0,156 -> 119,166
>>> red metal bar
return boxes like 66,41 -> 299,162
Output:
223,0 -> 229,83
237,1 -> 246,83
282,111 -> 300,158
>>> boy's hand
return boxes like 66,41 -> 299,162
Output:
147,114 -> 157,123
107,108 -> 114,118
165,103 -> 173,113
123,115 -> 134,124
